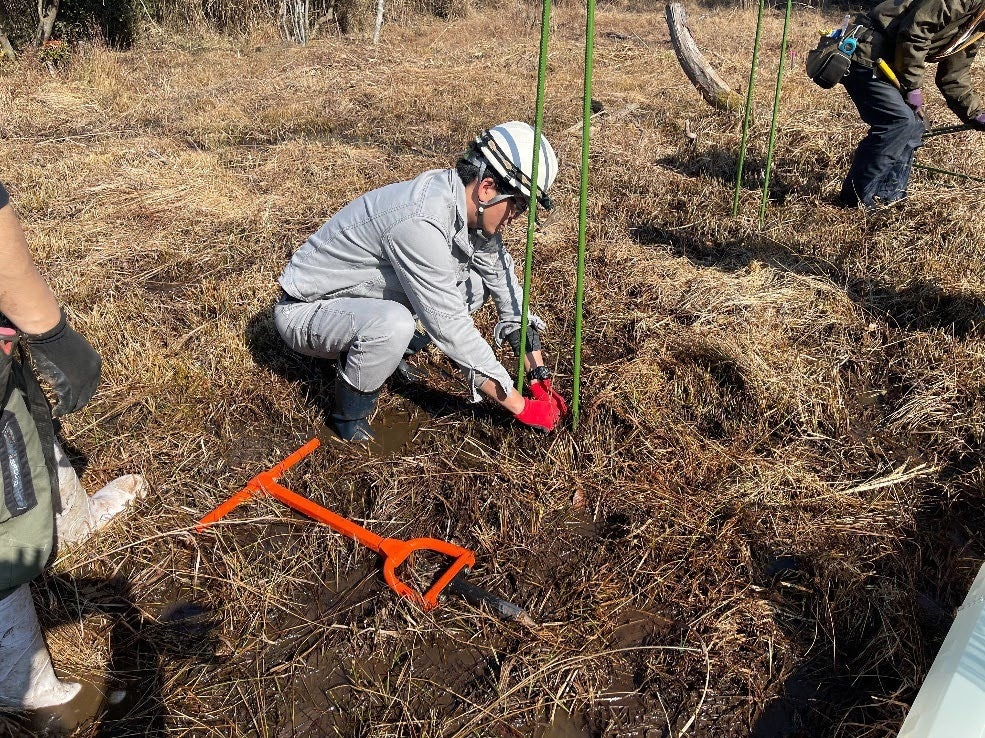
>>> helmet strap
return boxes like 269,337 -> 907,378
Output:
473,158 -> 494,233
469,152 -> 527,233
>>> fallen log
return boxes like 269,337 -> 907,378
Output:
665,3 -> 743,113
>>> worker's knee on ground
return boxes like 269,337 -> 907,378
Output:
505,326 -> 541,355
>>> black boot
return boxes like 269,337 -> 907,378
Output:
330,378 -> 380,441
405,329 -> 431,355
394,330 -> 432,384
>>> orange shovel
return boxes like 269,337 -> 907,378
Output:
196,438 -> 531,621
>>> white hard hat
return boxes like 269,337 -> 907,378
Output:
471,121 -> 558,209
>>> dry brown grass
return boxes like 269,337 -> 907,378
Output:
1,2 -> 984,736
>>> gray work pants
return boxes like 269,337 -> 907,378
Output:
274,272 -> 488,393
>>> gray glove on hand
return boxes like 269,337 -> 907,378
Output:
27,311 -> 102,416
495,314 -> 546,354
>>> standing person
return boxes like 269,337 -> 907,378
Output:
839,0 -> 985,208
274,121 -> 568,441
0,179 -> 147,712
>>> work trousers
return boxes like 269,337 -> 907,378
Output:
841,64 -> 926,207
274,270 -> 489,393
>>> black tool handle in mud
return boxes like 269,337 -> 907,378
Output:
447,572 -> 536,627
924,123 -> 973,139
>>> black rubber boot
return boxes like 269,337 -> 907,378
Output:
330,378 -> 380,441
394,330 -> 432,384
405,329 -> 431,355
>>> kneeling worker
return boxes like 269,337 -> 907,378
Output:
274,122 -> 568,440
839,0 -> 985,207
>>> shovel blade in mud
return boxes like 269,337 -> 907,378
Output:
447,572 -> 537,628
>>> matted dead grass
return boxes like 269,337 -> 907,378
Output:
1,2 -> 984,736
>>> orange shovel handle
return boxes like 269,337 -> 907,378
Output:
195,437 -> 476,610
195,486 -> 258,531
263,479 -> 384,551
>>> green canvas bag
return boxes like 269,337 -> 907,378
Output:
0,333 -> 58,598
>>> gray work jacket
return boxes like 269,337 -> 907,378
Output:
279,168 -> 525,399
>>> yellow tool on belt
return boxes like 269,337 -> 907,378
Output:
875,58 -> 901,89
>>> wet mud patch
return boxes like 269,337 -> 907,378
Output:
281,623 -> 510,736
314,395 -> 429,458
27,669 -> 107,736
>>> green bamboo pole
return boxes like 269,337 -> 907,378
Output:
914,162 -> 985,183
732,0 -> 765,217
758,0 -> 792,226
571,0 -> 596,430
517,0 -> 552,390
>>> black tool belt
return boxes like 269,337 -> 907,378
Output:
848,14 -> 888,68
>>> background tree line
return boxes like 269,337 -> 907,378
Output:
0,0 -> 472,54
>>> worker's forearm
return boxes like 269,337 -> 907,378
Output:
480,377 -> 525,414
0,205 -> 61,334
524,349 -> 544,372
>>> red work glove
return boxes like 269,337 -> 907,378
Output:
529,378 -> 568,416
514,397 -> 560,431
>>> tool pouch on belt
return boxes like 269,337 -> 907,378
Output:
806,35 -> 854,89
0,330 -> 59,596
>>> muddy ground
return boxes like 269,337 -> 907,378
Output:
1,1 -> 985,736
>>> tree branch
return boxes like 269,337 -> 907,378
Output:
665,3 -> 743,113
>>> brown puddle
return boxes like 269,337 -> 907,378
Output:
535,706 -> 592,738
29,670 -> 107,735
316,402 -> 428,457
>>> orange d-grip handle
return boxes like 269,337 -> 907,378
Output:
379,538 -> 475,611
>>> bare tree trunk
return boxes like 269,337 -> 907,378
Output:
372,0 -> 383,44
665,3 -> 743,113
280,0 -> 309,44
35,0 -> 59,44
0,8 -> 16,58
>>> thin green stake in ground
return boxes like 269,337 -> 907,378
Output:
516,0 -> 553,389
571,0 -> 596,429
759,0 -> 792,226
733,0 -> 765,217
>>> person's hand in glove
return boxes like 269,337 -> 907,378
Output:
514,397 -> 560,431
26,311 -> 101,416
905,88 -> 925,118
527,366 -> 568,416
970,112 -> 985,131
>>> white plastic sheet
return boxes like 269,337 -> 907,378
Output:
899,562 -> 985,738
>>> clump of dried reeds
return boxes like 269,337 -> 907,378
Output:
1,3 -> 984,736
